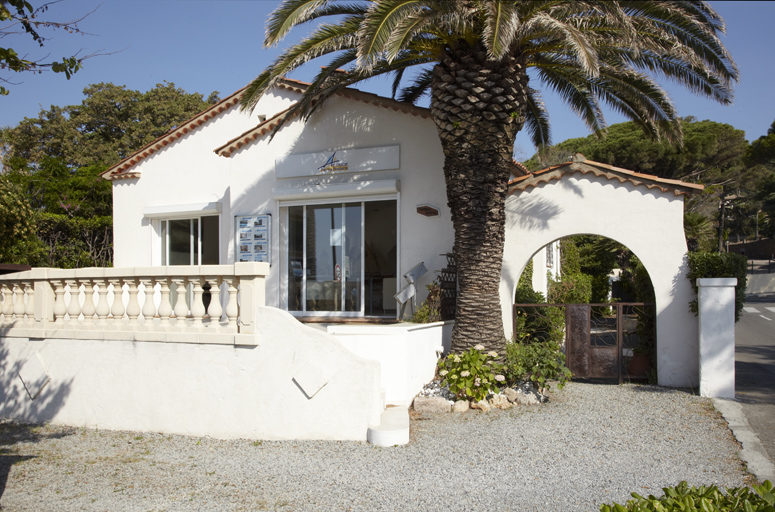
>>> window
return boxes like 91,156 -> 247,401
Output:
161,216 -> 219,265
286,200 -> 397,316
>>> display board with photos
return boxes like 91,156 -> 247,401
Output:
235,214 -> 271,264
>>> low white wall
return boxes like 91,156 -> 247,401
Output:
0,307 -> 382,441
697,278 -> 737,398
330,321 -> 452,405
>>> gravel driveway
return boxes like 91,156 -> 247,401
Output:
0,382 -> 747,512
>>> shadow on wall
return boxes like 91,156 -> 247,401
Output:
506,194 -> 564,231
0,324 -> 75,501
0,327 -> 73,425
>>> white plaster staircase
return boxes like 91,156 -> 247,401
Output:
367,405 -> 409,446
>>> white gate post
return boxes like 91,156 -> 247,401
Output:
697,278 -> 737,398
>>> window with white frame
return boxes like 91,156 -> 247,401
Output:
160,216 -> 219,265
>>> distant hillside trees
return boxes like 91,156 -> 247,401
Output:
1,82 -> 219,267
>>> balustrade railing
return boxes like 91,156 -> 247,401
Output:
0,263 -> 268,346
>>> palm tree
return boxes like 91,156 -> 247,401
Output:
242,0 -> 737,353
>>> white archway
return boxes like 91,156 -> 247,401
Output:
500,155 -> 703,388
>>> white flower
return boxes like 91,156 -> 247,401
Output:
488,351 -> 498,358
439,370 -> 448,376
460,371 -> 470,377
450,374 -> 458,380
495,375 -> 505,382
453,355 -> 461,363
474,344 -> 485,351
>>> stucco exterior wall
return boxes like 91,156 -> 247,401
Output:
500,175 -> 698,388
112,90 -> 453,312
0,307 -> 382,440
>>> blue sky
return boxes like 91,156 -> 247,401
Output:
2,1 -> 773,160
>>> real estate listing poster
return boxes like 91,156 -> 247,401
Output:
235,214 -> 271,264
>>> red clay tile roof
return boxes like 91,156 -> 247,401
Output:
508,154 -> 704,197
214,79 -> 431,158
102,78 -> 433,179
101,87 -> 247,181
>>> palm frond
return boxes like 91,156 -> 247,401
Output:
397,67 -> 433,103
523,87 -> 551,149
482,1 -> 519,59
265,1 -> 367,47
357,0 -> 421,68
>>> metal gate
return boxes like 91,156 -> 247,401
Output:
513,303 -> 655,383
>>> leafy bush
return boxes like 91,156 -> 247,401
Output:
548,272 -> 592,304
505,339 -> 571,392
437,345 -> 506,402
686,251 -> 747,322
599,480 -> 774,512
408,282 -> 441,323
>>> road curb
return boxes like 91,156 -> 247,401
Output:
713,398 -> 775,483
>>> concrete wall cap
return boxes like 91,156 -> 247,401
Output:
697,278 -> 738,287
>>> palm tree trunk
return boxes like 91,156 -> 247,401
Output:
430,43 -> 528,354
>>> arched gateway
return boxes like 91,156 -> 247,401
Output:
499,154 -> 704,388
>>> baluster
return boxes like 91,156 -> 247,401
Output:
51,280 -> 68,324
65,279 -> 83,323
12,283 -> 25,321
0,283 -> 11,322
95,278 -> 110,325
80,279 -> 96,326
190,277 -> 206,328
225,277 -> 239,329
141,278 -> 157,327
206,276 -> 223,328
171,277 -> 189,325
23,280 -> 35,325
157,278 -> 173,327
125,278 -> 141,324
109,278 -> 126,324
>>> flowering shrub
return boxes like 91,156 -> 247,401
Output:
437,345 -> 506,402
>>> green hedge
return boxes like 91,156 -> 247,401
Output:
599,480 -> 774,512
686,252 -> 748,322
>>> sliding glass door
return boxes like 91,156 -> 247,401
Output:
287,199 -> 396,316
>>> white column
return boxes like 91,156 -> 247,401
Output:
80,279 -> 96,326
171,277 -> 189,325
125,278 -> 141,324
51,279 -> 68,324
12,283 -> 25,321
95,278 -> 111,325
157,278 -> 173,327
22,280 -> 35,325
140,278 -> 157,327
109,278 -> 126,324
190,278 -> 206,328
697,278 -> 737,399
0,283 -> 12,322
225,277 -> 239,330
205,277 -> 223,328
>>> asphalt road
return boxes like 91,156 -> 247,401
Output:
736,294 -> 775,468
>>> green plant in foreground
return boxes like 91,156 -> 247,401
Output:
438,345 -> 505,402
505,339 -> 571,392
599,480 -> 774,512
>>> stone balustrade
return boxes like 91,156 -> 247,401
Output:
0,263 -> 268,346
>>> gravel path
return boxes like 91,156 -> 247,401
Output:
0,382 -> 747,512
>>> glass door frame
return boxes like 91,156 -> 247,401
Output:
281,194 -> 398,318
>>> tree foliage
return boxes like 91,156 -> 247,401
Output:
1,82 -> 219,267
4,82 -> 220,168
0,0 -> 95,95
0,173 -> 36,263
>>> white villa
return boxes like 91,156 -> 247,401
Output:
1,79 -> 733,443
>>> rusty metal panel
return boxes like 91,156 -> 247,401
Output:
566,305 -> 590,377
